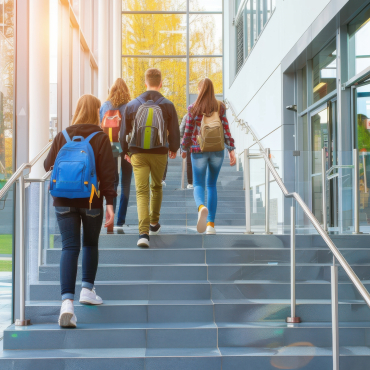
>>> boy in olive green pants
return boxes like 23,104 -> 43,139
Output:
123,68 -> 180,247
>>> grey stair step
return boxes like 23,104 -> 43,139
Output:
29,281 -> 370,301
25,300 -> 215,324
3,322 -> 217,350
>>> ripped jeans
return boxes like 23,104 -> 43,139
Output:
55,207 -> 103,301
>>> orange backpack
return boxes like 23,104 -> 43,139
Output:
102,110 -> 122,143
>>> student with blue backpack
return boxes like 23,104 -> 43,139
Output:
44,94 -> 116,328
124,68 -> 180,247
100,78 -> 132,228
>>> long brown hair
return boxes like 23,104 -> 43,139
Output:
107,78 -> 131,108
72,94 -> 101,126
191,78 -> 219,117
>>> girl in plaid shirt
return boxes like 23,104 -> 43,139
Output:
181,78 -> 236,235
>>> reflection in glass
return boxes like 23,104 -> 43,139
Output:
122,14 -> 187,56
356,84 -> 370,223
0,0 -> 14,339
189,57 -> 222,94
122,58 -> 187,120
311,107 -> 328,223
189,14 -> 222,55
312,39 -> 337,103
122,0 -> 186,12
190,0 -> 222,11
348,4 -> 370,78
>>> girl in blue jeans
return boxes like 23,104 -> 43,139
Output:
181,78 -> 236,234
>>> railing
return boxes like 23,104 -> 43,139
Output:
225,98 -> 370,370
0,141 -> 52,327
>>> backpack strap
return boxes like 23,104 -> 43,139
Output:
62,130 -> 71,143
154,97 -> 165,105
85,131 -> 101,143
136,97 -> 146,105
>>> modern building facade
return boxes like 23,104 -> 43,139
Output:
225,0 -> 370,233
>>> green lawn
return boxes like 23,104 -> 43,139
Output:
0,234 -> 12,254
0,260 -> 12,272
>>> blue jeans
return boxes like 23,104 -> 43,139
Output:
191,151 -> 224,223
117,157 -> 133,226
55,207 -> 103,301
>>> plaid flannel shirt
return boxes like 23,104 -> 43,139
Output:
181,103 -> 235,153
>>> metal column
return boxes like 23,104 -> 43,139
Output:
244,149 -> 253,234
322,148 -> 327,232
286,204 -> 300,323
38,182 -> 45,267
331,258 -> 339,370
264,148 -> 272,234
15,174 -> 31,326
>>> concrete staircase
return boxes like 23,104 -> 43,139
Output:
1,156 -> 370,369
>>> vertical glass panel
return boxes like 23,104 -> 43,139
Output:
252,0 -> 257,46
312,39 -> 337,103
355,84 -> 370,225
190,0 -> 222,11
189,14 -> 222,55
189,57 -> 222,94
245,1 -> 251,55
122,0 -> 186,11
122,58 -> 187,120
0,0 -> 14,339
50,0 -> 58,140
311,107 -> 328,223
348,4 -> 370,78
302,66 -> 307,111
122,14 -> 187,56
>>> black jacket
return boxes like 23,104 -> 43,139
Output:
44,124 -> 117,209
121,91 -> 180,155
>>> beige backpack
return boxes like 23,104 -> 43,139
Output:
197,101 -> 225,152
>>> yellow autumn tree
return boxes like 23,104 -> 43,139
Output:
122,0 -> 222,122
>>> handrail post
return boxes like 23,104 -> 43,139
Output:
244,149 -> 253,234
38,181 -> 45,267
264,148 -> 272,234
181,155 -> 186,190
236,153 -> 240,172
15,173 -> 31,326
331,257 -> 339,370
322,148 -> 327,232
286,203 -> 300,323
353,148 -> 363,234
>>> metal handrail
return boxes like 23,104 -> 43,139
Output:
0,141 -> 52,200
224,98 -> 370,307
0,141 -> 52,327
225,98 -> 370,370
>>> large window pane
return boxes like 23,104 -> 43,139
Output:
312,39 -> 337,103
122,0 -> 186,12
348,4 -> 370,78
122,58 -> 187,120
189,57 -> 222,94
189,14 -> 222,55
122,14 -> 186,55
0,0 -> 14,339
190,0 -> 222,12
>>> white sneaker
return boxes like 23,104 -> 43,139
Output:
162,181 -> 166,186
137,235 -> 150,248
187,184 -> 194,189
197,207 -> 208,233
206,226 -> 216,235
58,300 -> 77,328
79,287 -> 103,305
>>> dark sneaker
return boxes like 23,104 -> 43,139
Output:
149,223 -> 161,236
137,234 -> 150,248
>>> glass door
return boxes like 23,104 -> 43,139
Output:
310,101 -> 338,227
354,82 -> 370,225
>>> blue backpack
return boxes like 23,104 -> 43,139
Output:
50,130 -> 101,207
